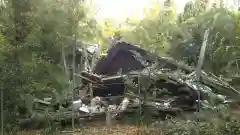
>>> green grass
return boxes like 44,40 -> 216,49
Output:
7,108 -> 240,135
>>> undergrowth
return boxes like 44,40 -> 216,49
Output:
7,106 -> 240,135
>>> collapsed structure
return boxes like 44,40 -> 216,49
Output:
71,41 -> 240,121
20,41 -> 240,129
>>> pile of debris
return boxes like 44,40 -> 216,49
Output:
19,41 -> 240,129
71,41 -> 240,122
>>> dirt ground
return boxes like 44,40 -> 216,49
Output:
14,125 -> 163,135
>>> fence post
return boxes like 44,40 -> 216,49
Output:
106,106 -> 112,127
196,29 -> 210,112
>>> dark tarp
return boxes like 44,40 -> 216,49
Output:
93,41 -> 181,76
91,41 -> 189,97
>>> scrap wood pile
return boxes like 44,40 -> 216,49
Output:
70,41 -> 240,122
18,41 -> 240,129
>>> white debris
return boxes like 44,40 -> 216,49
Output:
132,98 -> 140,106
118,98 -> 130,111
217,94 -> 226,101
79,104 -> 90,113
108,105 -> 117,112
72,99 -> 83,111
90,105 -> 105,114
163,102 -> 170,108
90,96 -> 102,106
87,44 -> 100,57
44,97 -> 52,102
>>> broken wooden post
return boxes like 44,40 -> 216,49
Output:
106,106 -> 112,127
196,29 -> 210,112
89,83 -> 93,99
153,90 -> 157,98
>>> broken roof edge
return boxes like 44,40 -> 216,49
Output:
113,41 -> 195,71
101,41 -> 240,97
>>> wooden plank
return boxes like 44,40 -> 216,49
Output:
34,98 -> 51,105
106,109 -> 112,127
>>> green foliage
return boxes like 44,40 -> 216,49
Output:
0,0 -> 99,130
171,8 -> 240,77
120,2 -> 176,55
110,0 -> 240,81
2,0 -> 240,132
160,111 -> 240,135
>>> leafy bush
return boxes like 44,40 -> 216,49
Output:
158,110 -> 240,135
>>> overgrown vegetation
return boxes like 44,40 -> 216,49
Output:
1,0 -> 240,134
0,0 -> 100,131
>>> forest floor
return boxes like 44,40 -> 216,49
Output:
14,125 -> 163,135
11,105 -> 240,135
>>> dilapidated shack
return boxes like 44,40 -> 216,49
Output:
76,41 -> 240,118
19,41 -> 240,129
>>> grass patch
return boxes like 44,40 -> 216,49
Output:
8,108 -> 240,135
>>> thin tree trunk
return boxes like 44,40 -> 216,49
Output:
1,88 -> 3,135
61,44 -> 69,78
